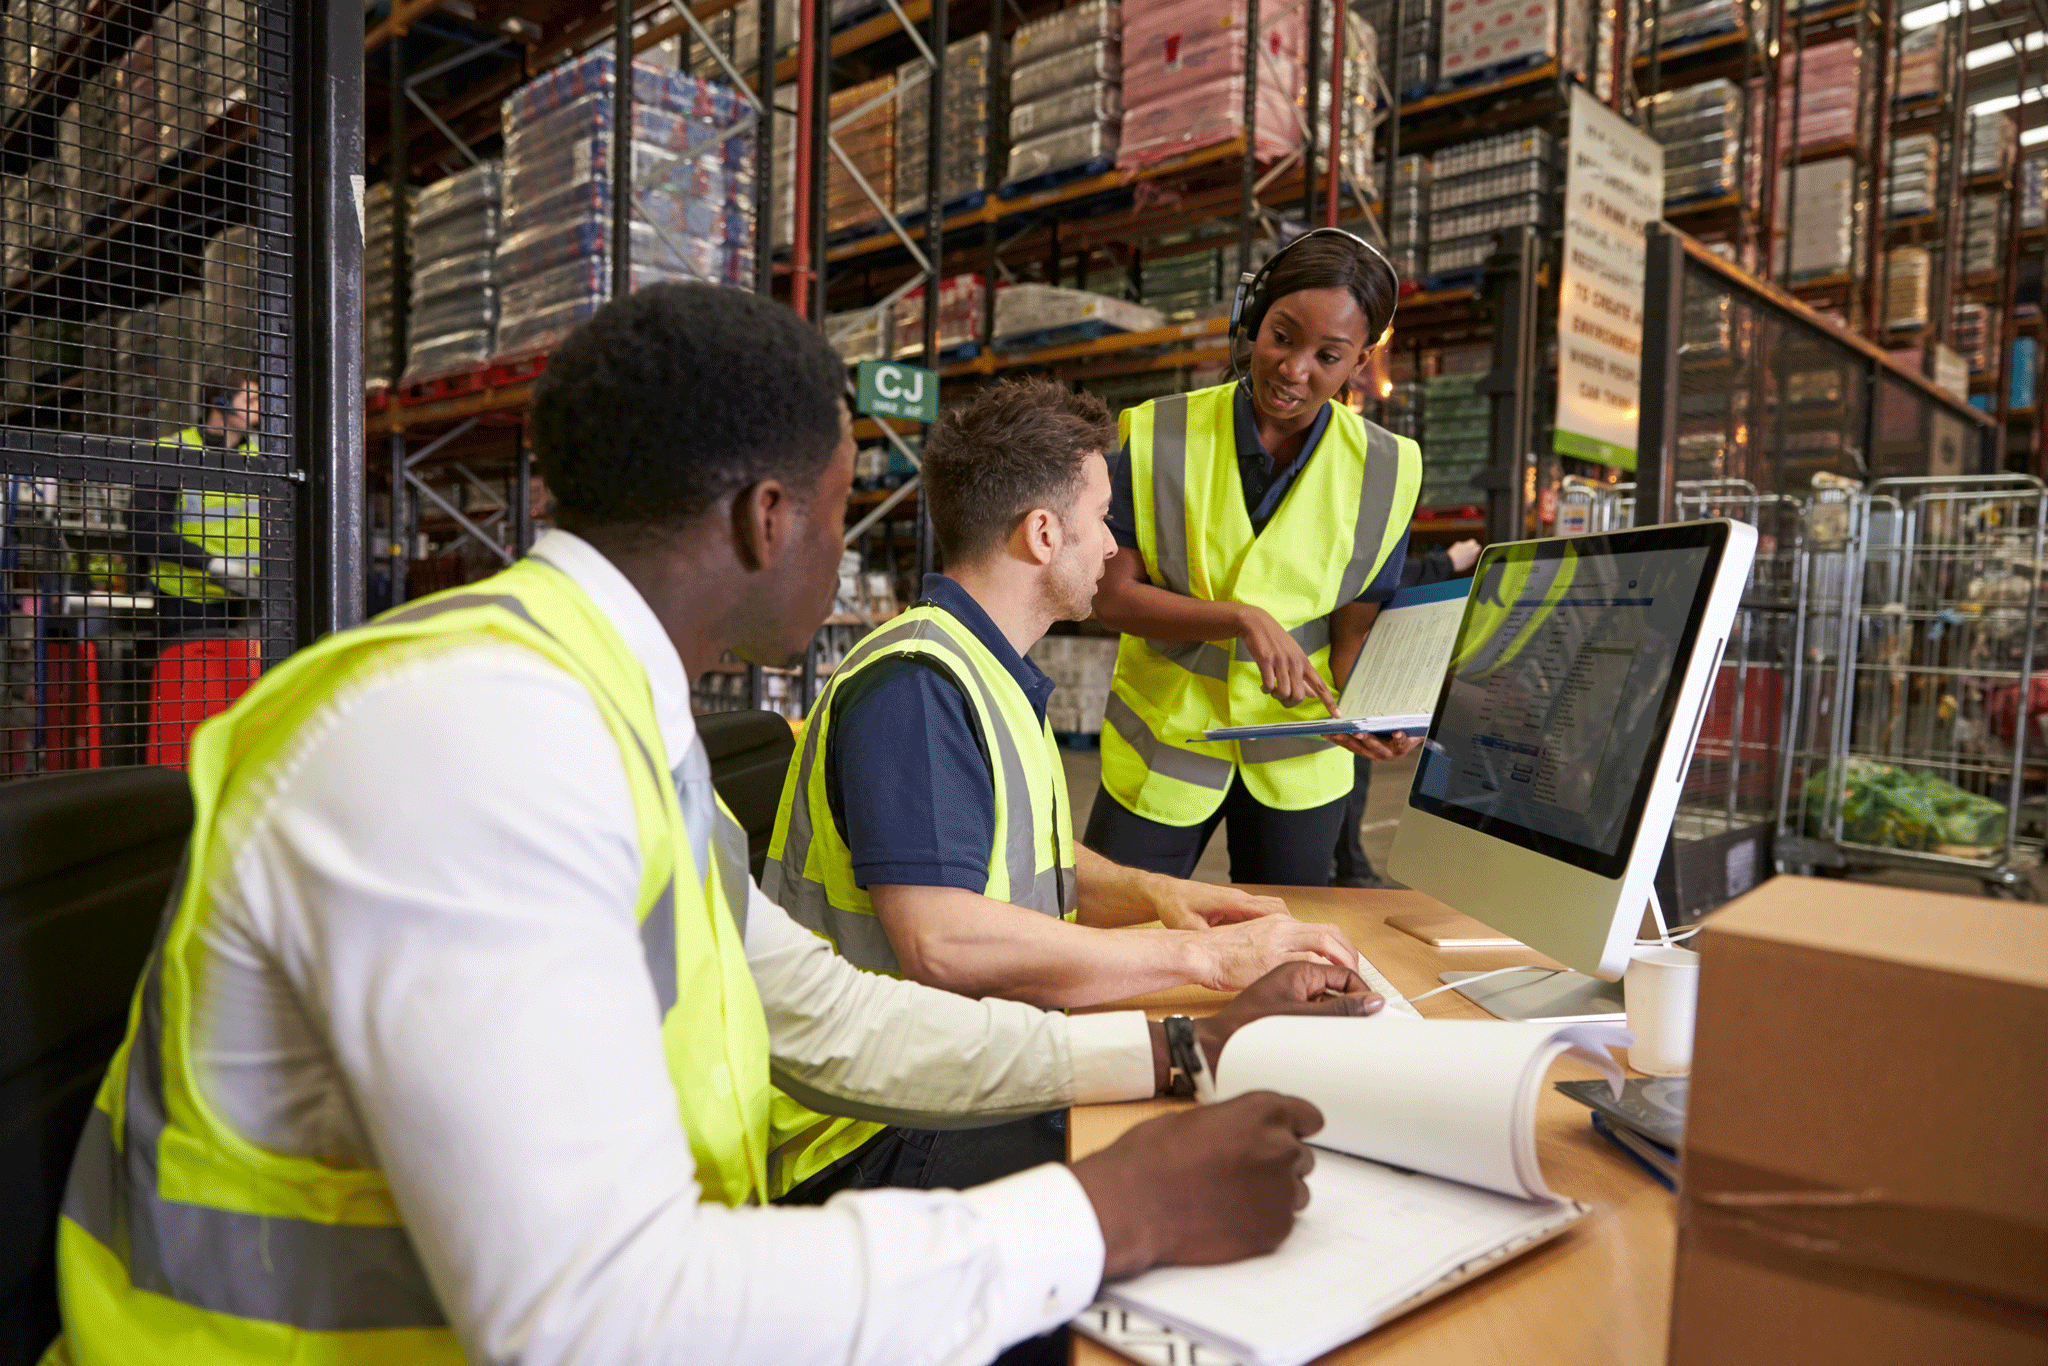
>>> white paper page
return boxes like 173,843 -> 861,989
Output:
1337,595 -> 1469,721
1102,1151 -> 1574,1366
1212,1015 -> 1630,1200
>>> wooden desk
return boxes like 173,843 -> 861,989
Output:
1070,886 -> 1674,1366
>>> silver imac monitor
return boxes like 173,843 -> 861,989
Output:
1387,518 -> 1758,1020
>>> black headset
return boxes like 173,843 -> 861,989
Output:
1226,227 -> 1402,381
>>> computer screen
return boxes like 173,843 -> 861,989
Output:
1410,525 -> 1731,881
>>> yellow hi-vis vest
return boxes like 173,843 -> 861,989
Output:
46,557 -> 772,1366
759,601 -> 1077,1196
1102,383 -> 1422,825
146,428 -> 261,603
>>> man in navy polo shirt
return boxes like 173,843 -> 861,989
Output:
764,379 -> 1360,1199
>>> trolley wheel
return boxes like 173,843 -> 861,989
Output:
1986,878 -> 2043,903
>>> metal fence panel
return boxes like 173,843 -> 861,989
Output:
0,0 -> 297,777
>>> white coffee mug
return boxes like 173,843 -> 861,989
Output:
1624,945 -> 1701,1077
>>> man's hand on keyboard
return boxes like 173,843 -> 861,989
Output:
1193,961 -> 1384,1071
1186,915 -> 1363,993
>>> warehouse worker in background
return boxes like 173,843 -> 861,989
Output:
46,283 -> 1382,1366
130,373 -> 263,639
1088,230 -> 1425,884
764,377 -> 1363,1201
1331,536 -> 1482,888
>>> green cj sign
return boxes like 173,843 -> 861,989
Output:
854,359 -> 939,424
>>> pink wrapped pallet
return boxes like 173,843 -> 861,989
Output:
1119,74 -> 1301,169
1769,40 -> 1861,153
1121,0 -> 1305,109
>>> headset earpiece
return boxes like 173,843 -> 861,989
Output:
1227,227 -> 1403,384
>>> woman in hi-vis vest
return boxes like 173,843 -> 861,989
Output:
1086,229 -> 1424,885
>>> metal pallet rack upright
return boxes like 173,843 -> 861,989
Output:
0,0 -> 360,776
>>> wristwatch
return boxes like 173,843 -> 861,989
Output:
1161,1015 -> 1213,1102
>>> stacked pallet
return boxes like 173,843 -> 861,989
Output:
1140,249 -> 1224,324
1387,154 -> 1428,282
827,74 -> 894,236
891,273 -> 987,358
1006,0 -> 1122,188
1766,41 -> 1861,153
1884,247 -> 1931,332
364,180 -> 409,389
1894,23 -> 1945,104
403,161 -> 502,384
493,53 -> 754,363
992,284 -> 1161,351
1885,133 -> 1936,217
1646,80 -> 1743,207
1439,0 -> 1593,87
896,33 -> 1002,216
1426,129 -> 1561,283
1950,302 -> 1998,376
1772,158 -> 1856,280
1119,0 -> 1303,171
1028,635 -> 1118,736
1961,192 -> 2004,277
1420,348 -> 1491,509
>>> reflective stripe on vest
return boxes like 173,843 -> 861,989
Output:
764,605 -> 1077,974
147,429 -> 261,603
1102,384 -> 1422,824
758,603 -> 1077,1199
51,561 -> 769,1360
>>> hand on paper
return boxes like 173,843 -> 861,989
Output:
1194,961 -> 1383,1070
1186,915 -> 1363,993
1234,604 -> 1339,710
1073,1091 -> 1325,1278
1148,881 -> 1291,930
1325,728 -> 1424,762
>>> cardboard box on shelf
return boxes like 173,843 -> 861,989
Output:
1671,875 -> 2048,1366
826,73 -> 894,235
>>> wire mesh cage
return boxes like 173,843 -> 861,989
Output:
1792,476 -> 2047,897
0,0 -> 292,777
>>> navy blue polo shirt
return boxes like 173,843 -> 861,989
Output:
825,574 -> 1057,891
1107,385 -> 1409,602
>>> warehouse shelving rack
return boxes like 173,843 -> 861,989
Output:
363,0 -> 2040,727
365,0 -> 1384,719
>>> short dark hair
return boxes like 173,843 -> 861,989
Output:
921,378 -> 1117,563
1251,232 -> 1400,343
530,282 -> 845,538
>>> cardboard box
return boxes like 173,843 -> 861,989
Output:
1671,876 -> 2048,1366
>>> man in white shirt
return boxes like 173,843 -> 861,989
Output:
46,282 -> 1382,1366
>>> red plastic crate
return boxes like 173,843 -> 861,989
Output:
147,638 -> 260,769
487,351 -> 550,388
398,364 -> 491,406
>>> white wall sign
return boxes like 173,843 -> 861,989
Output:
1554,88 -> 1664,470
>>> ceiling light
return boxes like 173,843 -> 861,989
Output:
1967,33 -> 2047,69
2023,124 -> 2048,146
1900,0 -> 1995,31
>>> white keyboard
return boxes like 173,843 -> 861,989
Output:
1357,951 -> 1422,1018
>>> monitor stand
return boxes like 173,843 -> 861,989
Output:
1433,889 -> 1675,1023
1435,969 -> 1626,1023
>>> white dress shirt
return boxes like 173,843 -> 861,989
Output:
189,529 -> 1156,1365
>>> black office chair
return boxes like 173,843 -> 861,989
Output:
697,709 -> 797,880
0,767 -> 192,1366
